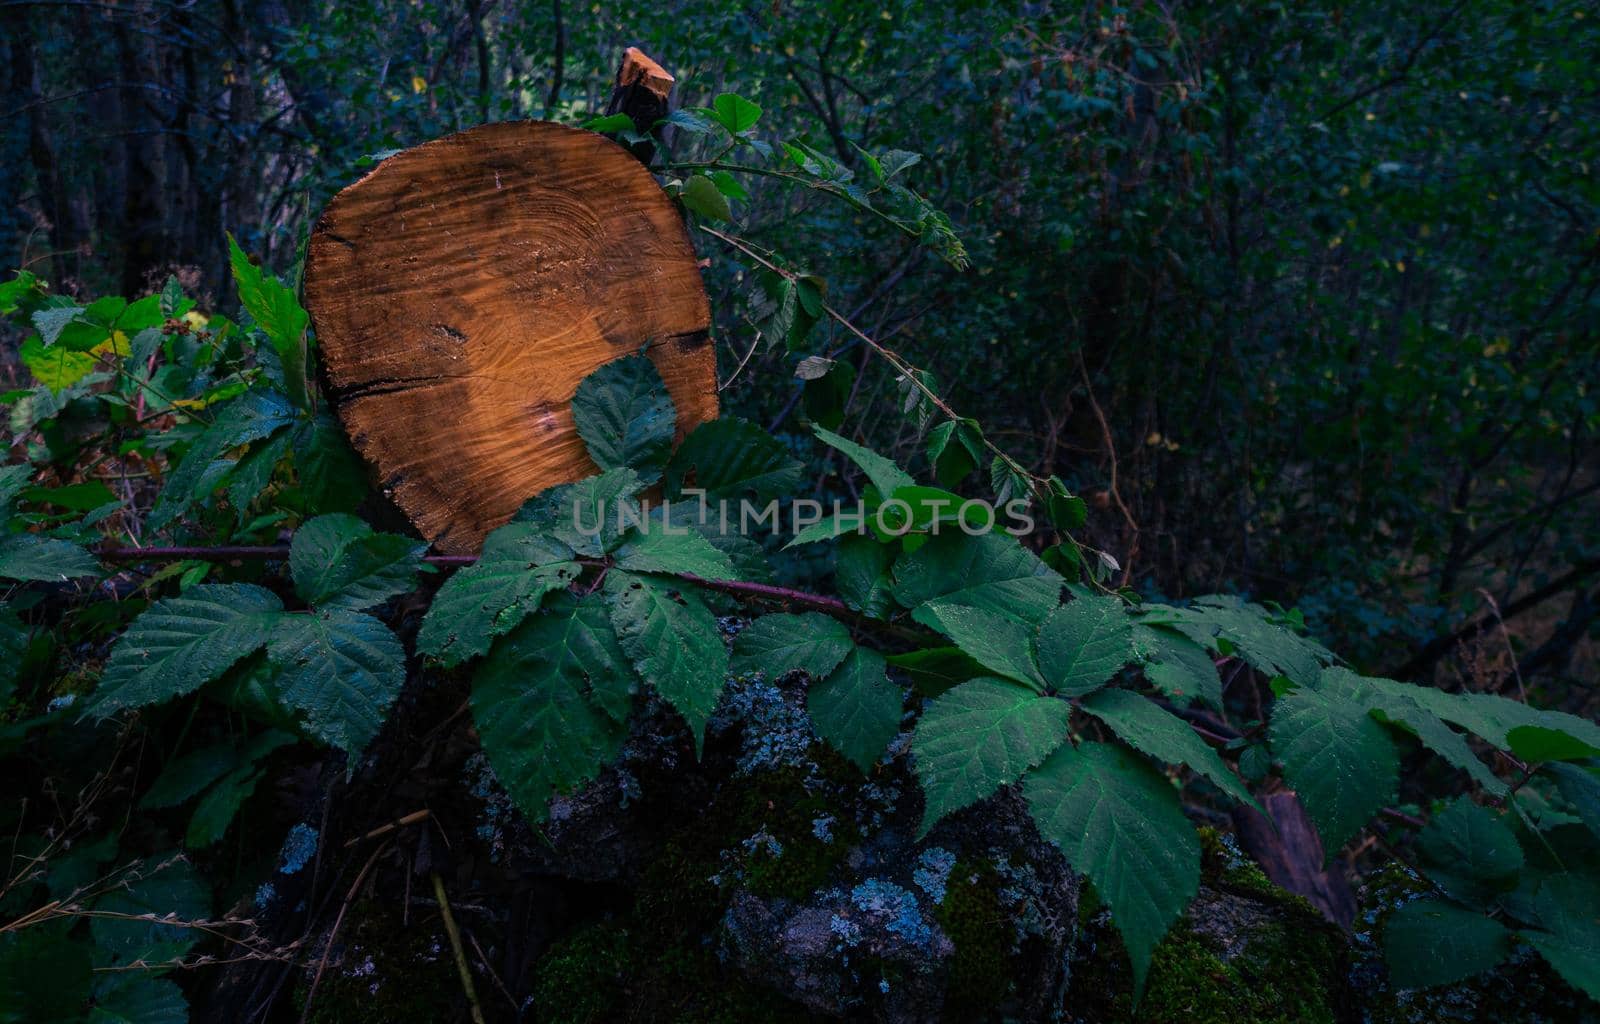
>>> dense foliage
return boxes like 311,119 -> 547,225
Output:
2,1 -> 1598,1021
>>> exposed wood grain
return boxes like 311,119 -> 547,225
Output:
304,120 -> 716,552
605,46 -> 674,163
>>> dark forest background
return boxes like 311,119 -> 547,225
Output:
4,0 -> 1597,703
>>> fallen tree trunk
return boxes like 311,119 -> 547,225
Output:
303,53 -> 714,552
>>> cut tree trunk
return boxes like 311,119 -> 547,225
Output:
304,116 -> 715,552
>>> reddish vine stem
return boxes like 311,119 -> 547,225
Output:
93,544 -> 852,613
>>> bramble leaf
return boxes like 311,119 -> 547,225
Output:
1269,679 -> 1398,851
267,608 -> 406,756
1384,899 -> 1511,989
416,526 -> 578,667
290,514 -> 426,611
732,612 -> 853,680
606,571 -> 727,752
572,355 -> 676,484
912,677 -> 1070,832
612,527 -> 739,581
1037,595 -> 1133,696
664,418 -> 804,501
916,602 -> 1044,691
1024,740 -> 1200,997
1080,689 -> 1259,810
808,645 -> 902,772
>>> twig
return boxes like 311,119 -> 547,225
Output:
299,842 -> 388,1024
431,873 -> 487,1024
1474,587 -> 1526,701
342,810 -> 431,849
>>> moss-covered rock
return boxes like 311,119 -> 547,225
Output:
297,901 -> 459,1024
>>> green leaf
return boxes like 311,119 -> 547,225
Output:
926,420 -> 982,489
890,531 -> 1063,623
834,533 -> 894,617
572,355 -> 676,483
1024,741 -> 1200,997
785,511 -> 868,549
811,423 -> 915,499
91,584 -> 283,717
1037,596 -> 1134,696
885,646 -> 986,697
290,514 -> 426,610
1547,763 -> 1600,840
1134,624 -> 1222,710
514,468 -> 643,556
184,764 -> 264,848
1506,725 -> 1600,763
228,233 -> 307,408
148,390 -> 298,532
605,571 -> 728,752
0,926 -> 93,1023
1360,677 -> 1507,797
1365,678 -> 1600,761
1415,796 -> 1522,905
912,677 -> 1070,832
681,174 -> 733,221
20,481 -> 116,512
19,334 -> 98,392
809,645 -> 902,772
0,534 -> 100,582
915,602 -> 1044,691
91,854 -> 210,967
664,418 -> 804,501
1269,680 -> 1398,851
1162,597 -> 1330,687
266,608 -> 406,756
0,464 -> 31,519
89,975 -> 188,1024
417,526 -> 579,667
711,93 -> 762,133
612,527 -> 739,581
732,612 -> 852,679
1384,899 -> 1512,989
141,731 -> 295,810
1080,689 -> 1259,810
471,595 -> 632,823
583,113 -> 639,132
1522,874 -> 1600,1001
292,414 -> 368,514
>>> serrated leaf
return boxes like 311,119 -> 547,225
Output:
91,854 -> 210,967
915,602 -> 1044,691
890,531 -> 1063,623
292,413 -> 368,514
0,534 -> 100,582
89,975 -> 188,1024
1522,873 -> 1600,1001
1364,677 -> 1600,761
1080,689 -> 1259,810
290,514 -> 426,610
141,730 -> 295,810
811,424 -> 914,499
1024,740 -> 1200,997
1506,725 -> 1600,763
91,584 -> 283,717
809,645 -> 902,772
19,334 -> 98,392
605,571 -> 727,752
1134,624 -> 1222,710
1162,597 -> 1330,687
148,390 -> 297,531
612,527 -> 739,580
0,464 -> 31,519
572,355 -> 676,484
912,677 -> 1070,831
1359,675 -> 1507,797
1547,763 -> 1600,840
732,612 -> 852,679
1037,595 -> 1133,696
225,429 -> 291,519
1415,796 -> 1523,905
664,418 -> 804,501
514,468 -> 643,556
1269,680 -> 1398,851
834,533 -> 894,617
266,609 -> 405,756
229,234 -> 307,407
471,595 -> 632,823
1384,899 -> 1512,989
417,526 -> 579,667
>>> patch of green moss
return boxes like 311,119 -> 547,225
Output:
298,901 -> 457,1024
934,859 -> 1014,1022
531,919 -> 814,1024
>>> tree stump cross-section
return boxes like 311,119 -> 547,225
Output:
303,119 -> 717,553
